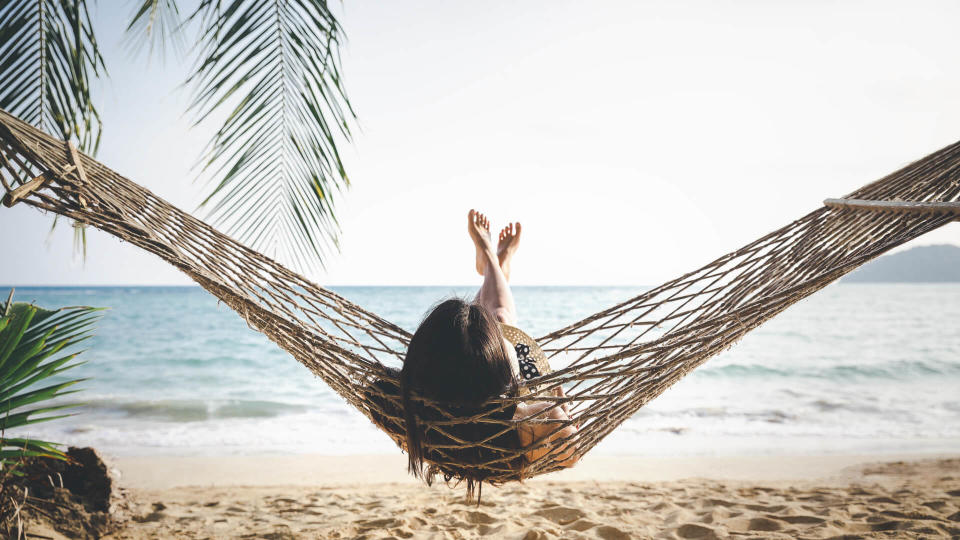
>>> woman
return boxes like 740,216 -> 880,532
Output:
400,210 -> 578,492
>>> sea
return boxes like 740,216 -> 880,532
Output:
5,285 -> 960,458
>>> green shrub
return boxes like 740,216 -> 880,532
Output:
0,290 -> 102,472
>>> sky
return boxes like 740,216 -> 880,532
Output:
2,0 -> 959,286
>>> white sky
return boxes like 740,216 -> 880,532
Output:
2,0 -> 959,286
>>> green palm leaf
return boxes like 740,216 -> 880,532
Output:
124,0 -> 185,60
0,0 -> 106,154
185,0 -> 356,272
0,0 -> 107,261
0,291 -> 102,464
3,1 -> 356,271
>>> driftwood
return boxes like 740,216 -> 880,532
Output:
1,107 -> 957,485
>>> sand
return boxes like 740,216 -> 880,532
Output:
54,453 -> 960,538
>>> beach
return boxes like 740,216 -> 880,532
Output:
4,0 -> 960,536
6,285 -> 958,537
36,453 -> 952,538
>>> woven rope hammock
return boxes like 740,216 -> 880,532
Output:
2,108 -> 959,485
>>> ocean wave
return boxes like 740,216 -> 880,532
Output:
809,399 -> 882,414
697,359 -> 960,380
83,399 -> 310,422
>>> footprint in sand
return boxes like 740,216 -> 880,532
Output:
746,517 -> 782,531
594,524 -> 632,540
391,527 -> 416,538
478,523 -> 506,536
565,518 -> 598,532
133,509 -> 166,523
797,493 -> 831,502
651,501 -> 681,512
921,500 -> 948,511
744,503 -> 785,512
881,509 -> 942,520
533,506 -> 587,525
675,523 -> 720,539
521,528 -> 551,540
870,520 -> 912,532
664,509 -> 697,526
259,525 -> 295,539
775,514 -> 826,525
355,517 -> 405,530
461,510 -> 497,525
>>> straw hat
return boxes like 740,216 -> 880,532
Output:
499,324 -> 551,393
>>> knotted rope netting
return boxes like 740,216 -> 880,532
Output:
2,107 -> 958,484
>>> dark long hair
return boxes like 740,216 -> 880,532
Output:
400,298 -> 520,495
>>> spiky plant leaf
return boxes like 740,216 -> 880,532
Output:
0,0 -> 107,260
186,0 -> 355,272
124,0 -> 185,61
0,292 -> 102,465
0,0 -> 106,154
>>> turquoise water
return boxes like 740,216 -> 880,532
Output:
4,285 -> 960,457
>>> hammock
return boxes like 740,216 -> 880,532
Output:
2,108 -> 959,485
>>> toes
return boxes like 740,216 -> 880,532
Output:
468,210 -> 495,232
514,222 -> 522,238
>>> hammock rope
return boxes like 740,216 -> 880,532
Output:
2,107 -> 958,484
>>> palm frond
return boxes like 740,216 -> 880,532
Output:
0,292 -> 102,464
0,0 -> 107,261
124,0 -> 185,61
0,0 -> 106,155
187,0 -> 355,272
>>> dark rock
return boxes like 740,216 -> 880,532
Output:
64,446 -> 113,513
6,446 -> 116,538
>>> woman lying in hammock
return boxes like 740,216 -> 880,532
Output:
398,210 -> 579,484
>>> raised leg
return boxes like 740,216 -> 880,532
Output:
497,222 -> 522,281
468,210 -> 518,326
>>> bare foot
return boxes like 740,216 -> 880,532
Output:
497,222 -> 521,280
468,209 -> 494,275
